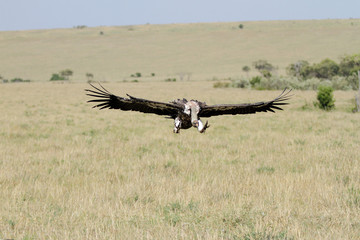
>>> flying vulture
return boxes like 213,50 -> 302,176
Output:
86,83 -> 292,133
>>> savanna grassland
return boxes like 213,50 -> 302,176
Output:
1,82 -> 359,239
1,19 -> 360,82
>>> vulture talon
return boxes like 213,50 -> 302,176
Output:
200,120 -> 210,133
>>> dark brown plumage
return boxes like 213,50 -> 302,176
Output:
86,83 -> 292,133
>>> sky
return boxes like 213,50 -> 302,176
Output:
0,0 -> 359,31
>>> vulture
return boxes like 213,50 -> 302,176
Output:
86,83 -> 292,133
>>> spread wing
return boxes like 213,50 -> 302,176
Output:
199,88 -> 292,118
85,83 -> 183,117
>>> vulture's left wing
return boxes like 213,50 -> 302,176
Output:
199,88 -> 292,118
86,83 -> 183,117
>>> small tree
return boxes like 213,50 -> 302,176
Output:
60,69 -> 73,80
286,60 -> 310,80
312,58 -> 339,79
253,60 -> 275,78
339,53 -> 360,77
238,24 -> 244,29
315,85 -> 335,110
242,66 -> 250,77
86,73 -> 94,81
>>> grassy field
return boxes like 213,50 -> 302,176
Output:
1,19 -> 360,82
0,82 -> 359,239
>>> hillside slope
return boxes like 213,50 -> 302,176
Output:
0,19 -> 359,81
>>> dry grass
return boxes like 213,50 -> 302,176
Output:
1,19 -> 360,81
0,82 -> 359,239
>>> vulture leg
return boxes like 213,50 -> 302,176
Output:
173,117 -> 181,133
198,120 -> 210,133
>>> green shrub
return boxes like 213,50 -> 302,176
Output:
232,78 -> 250,88
250,76 -> 262,87
131,72 -> 142,78
286,60 -> 310,80
287,55 -> 360,81
297,78 -> 321,90
315,85 -> 335,110
255,77 -> 290,90
212,73 -> 356,91
330,76 -> 353,91
242,66 -> 250,72
50,73 -> 65,81
10,78 -> 30,83
339,53 -> 360,76
253,60 -> 275,77
312,58 -> 339,79
213,81 -> 230,88
164,78 -> 176,82
289,59 -> 339,80
50,69 -> 73,81
344,73 -> 360,90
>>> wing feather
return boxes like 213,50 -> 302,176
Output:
85,83 -> 183,117
199,88 -> 292,117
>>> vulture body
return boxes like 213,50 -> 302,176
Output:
86,84 -> 292,133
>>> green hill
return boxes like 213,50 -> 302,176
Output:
1,19 -> 360,82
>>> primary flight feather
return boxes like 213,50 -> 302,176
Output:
86,83 -> 292,133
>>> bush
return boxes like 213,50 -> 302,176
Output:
60,69 -> 73,80
287,54 -> 360,82
232,78 -> 250,88
131,72 -> 142,78
212,75 -> 357,91
10,78 -> 30,83
50,69 -> 73,81
344,73 -> 359,90
312,58 -> 339,79
164,78 -> 176,82
286,60 -> 310,80
296,78 -> 321,90
339,53 -> 360,76
250,76 -> 262,88
315,85 -> 335,110
253,60 -> 275,77
213,81 -> 230,88
242,66 -> 250,73
330,76 -> 353,91
50,73 -> 65,81
254,77 -> 290,90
